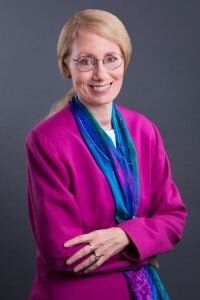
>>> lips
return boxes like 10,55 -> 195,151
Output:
89,82 -> 113,92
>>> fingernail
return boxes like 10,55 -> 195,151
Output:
66,260 -> 71,265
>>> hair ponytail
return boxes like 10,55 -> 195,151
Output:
44,87 -> 75,119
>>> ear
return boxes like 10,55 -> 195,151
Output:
62,59 -> 71,79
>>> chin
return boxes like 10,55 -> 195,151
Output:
89,96 -> 114,106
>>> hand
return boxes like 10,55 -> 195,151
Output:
64,227 -> 130,274
148,256 -> 159,269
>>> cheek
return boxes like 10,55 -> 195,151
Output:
72,74 -> 91,94
111,67 -> 124,83
73,73 -> 91,88
113,72 -> 124,87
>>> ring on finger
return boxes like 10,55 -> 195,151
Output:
93,250 -> 101,262
88,242 -> 96,253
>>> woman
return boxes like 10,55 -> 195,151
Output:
26,9 -> 187,300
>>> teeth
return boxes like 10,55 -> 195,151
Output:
91,84 -> 110,91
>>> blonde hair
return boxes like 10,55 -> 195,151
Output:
47,9 -> 132,118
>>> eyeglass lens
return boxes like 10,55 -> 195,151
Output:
75,53 -> 123,71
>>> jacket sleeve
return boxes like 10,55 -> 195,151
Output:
117,122 -> 187,262
26,129 -> 86,273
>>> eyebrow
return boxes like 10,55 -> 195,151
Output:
77,51 -> 120,57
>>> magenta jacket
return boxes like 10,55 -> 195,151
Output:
25,103 -> 187,300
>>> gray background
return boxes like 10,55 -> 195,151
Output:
0,1 -> 199,299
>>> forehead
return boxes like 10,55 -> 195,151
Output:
71,29 -> 121,57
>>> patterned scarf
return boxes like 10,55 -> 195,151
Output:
69,94 -> 170,299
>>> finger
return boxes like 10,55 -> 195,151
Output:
83,245 -> 114,274
149,257 -> 160,269
64,232 -> 94,247
154,260 -> 160,269
83,255 -> 105,274
74,253 -> 97,272
66,244 -> 92,265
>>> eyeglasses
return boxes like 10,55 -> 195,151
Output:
72,53 -> 123,72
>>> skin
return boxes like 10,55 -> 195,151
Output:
64,29 -> 159,274
65,29 -> 125,130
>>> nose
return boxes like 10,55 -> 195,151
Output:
92,59 -> 108,80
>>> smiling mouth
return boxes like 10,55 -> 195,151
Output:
89,82 -> 113,92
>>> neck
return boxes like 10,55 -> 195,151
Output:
90,104 -> 113,130
77,96 -> 113,131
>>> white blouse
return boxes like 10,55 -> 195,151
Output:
105,129 -> 116,147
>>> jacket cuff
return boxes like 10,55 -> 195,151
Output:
117,221 -> 141,263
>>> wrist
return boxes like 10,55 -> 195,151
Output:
117,227 -> 130,247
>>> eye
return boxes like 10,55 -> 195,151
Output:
79,57 -> 94,65
105,55 -> 118,63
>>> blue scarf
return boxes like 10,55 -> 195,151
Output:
69,94 -> 170,299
